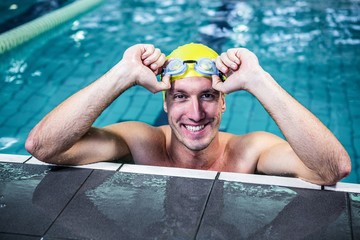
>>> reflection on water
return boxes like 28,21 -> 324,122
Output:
199,181 -> 348,239
9,167 -> 348,239
0,163 -> 49,216
0,163 -> 93,235
83,172 -> 211,238
224,181 -> 296,198
0,163 -> 49,181
30,171 -> 213,238
0,137 -> 18,151
85,173 -> 168,222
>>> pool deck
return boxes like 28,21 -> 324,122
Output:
0,153 -> 359,239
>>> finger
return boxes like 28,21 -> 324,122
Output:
143,48 -> 162,66
221,52 -> 239,71
215,56 -> 229,74
159,74 -> 171,90
150,53 -> 166,73
226,48 -> 241,65
141,44 -> 155,60
212,75 -> 227,93
149,75 -> 171,93
235,48 -> 259,65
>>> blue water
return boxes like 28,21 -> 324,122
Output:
0,0 -> 75,33
0,0 -> 359,183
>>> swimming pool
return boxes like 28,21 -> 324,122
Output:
0,0 -> 359,183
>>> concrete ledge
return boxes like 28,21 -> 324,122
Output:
325,182 -> 360,193
1,154 -> 360,192
26,157 -> 122,171
119,164 -> 218,180
219,171 -> 322,190
0,153 -> 31,163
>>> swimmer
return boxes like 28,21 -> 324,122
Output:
25,43 -> 351,185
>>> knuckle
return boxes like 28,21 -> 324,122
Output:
146,44 -> 155,51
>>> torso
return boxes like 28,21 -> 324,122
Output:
124,124 -> 260,174
108,122 -> 283,174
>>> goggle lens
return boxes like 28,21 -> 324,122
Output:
164,59 -> 187,75
168,60 -> 183,71
200,62 -> 212,71
163,58 -> 220,77
196,58 -> 217,74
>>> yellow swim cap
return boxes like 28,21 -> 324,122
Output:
166,43 -> 219,81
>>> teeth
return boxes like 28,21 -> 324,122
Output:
185,125 -> 205,132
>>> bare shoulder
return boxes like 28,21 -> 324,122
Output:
226,131 -> 285,153
105,121 -> 163,132
104,122 -> 169,164
105,121 -> 167,144
240,131 -> 285,145
222,131 -> 286,172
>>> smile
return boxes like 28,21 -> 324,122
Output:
185,125 -> 205,132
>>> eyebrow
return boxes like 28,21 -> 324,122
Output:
200,89 -> 221,96
168,88 -> 220,96
202,89 -> 219,94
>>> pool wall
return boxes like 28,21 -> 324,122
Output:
0,153 -> 359,239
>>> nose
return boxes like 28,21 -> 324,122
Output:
187,97 -> 205,122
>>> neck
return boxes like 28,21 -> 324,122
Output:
167,133 -> 224,170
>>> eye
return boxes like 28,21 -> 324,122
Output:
173,93 -> 186,101
201,93 -> 215,100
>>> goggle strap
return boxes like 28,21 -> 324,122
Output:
183,60 -> 197,64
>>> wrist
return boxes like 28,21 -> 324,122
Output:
243,68 -> 273,93
106,60 -> 137,92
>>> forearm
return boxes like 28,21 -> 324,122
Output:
26,62 -> 131,161
248,71 -> 351,183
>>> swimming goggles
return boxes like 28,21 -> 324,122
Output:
162,58 -> 224,80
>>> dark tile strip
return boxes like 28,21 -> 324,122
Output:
23,155 -> 33,163
0,232 -> 42,239
346,193 -> 355,240
194,172 -> 220,240
42,169 -> 95,237
115,164 -> 123,171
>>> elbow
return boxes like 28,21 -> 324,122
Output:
323,152 -> 352,186
25,134 -> 38,157
25,133 -> 53,164
337,152 -> 352,181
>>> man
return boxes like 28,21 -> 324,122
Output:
25,43 -> 351,185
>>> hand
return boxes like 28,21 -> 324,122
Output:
120,44 -> 171,93
212,48 -> 265,94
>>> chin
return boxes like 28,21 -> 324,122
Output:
183,139 -> 212,152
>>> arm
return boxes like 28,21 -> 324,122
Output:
26,44 -> 170,165
213,48 -> 351,185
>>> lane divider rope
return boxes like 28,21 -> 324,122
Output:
0,0 -> 103,54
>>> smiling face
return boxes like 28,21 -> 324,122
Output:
164,77 -> 226,151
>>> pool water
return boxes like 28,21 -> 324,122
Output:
0,0 -> 359,183
0,0 -> 76,34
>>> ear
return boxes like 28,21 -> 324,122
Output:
221,93 -> 226,113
